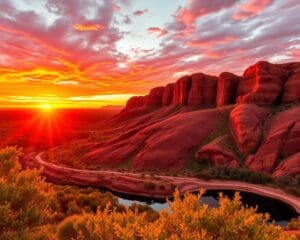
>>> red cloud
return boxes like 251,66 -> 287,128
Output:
112,4 -> 121,12
133,9 -> 148,16
147,27 -> 168,37
233,0 -> 273,20
174,0 -> 236,29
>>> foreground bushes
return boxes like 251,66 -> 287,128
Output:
56,190 -> 292,240
0,147 -> 57,240
0,147 -> 297,239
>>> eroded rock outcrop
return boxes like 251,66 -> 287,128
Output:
217,72 -> 240,107
124,61 -> 299,113
246,106 -> 300,174
84,108 -> 224,169
162,83 -> 174,106
83,61 -> 300,177
230,104 -> 269,153
196,135 -> 239,168
172,76 -> 191,105
124,96 -> 145,110
237,61 -> 290,105
145,87 -> 164,106
187,73 -> 217,107
282,63 -> 300,103
273,152 -> 300,178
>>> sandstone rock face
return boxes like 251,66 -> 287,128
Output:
273,152 -> 300,178
162,83 -> 174,106
123,61 -> 300,112
237,61 -> 289,105
230,104 -> 269,153
196,135 -> 239,168
172,76 -> 191,105
246,106 -> 300,174
187,73 -> 218,107
217,72 -> 240,107
282,63 -> 300,103
84,108 -> 222,169
281,121 -> 300,158
85,61 -> 300,176
132,108 -> 220,169
145,87 -> 164,106
124,96 -> 145,110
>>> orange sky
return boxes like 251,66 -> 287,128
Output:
0,0 -> 299,108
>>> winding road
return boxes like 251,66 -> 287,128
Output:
33,152 -> 300,216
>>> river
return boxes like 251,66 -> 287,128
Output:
115,190 -> 298,226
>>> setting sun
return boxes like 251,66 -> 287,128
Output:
40,103 -> 53,111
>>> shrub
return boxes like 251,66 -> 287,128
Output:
55,190 -> 293,240
275,176 -> 294,187
0,146 -> 57,239
287,218 -> 300,230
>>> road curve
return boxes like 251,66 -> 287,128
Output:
34,152 -> 300,216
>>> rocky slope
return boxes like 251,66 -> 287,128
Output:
83,61 -> 300,178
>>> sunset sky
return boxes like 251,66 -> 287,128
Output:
0,0 -> 299,108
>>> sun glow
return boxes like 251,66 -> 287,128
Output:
40,103 -> 53,111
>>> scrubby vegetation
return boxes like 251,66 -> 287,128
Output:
287,218 -> 300,231
0,146 -> 297,239
194,166 -> 273,184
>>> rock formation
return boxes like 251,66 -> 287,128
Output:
246,106 -> 300,174
83,61 -> 300,178
216,72 -> 240,107
229,104 -> 269,153
187,73 -> 217,107
196,135 -> 239,168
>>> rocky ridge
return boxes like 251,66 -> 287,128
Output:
84,61 -> 300,178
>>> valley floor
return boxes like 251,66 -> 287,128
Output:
22,151 -> 300,217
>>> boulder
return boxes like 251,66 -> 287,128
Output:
162,83 -> 174,106
172,76 -> 191,105
237,61 -> 289,105
246,106 -> 300,174
230,104 -> 269,153
196,135 -> 239,168
217,72 -> 240,107
187,73 -> 218,107
273,152 -> 300,178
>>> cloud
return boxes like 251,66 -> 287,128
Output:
0,0 -> 299,108
112,4 -> 121,12
133,8 -> 148,16
173,0 -> 236,30
233,0 -> 274,20
147,27 -> 168,37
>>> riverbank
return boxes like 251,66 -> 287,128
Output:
22,152 -> 300,216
